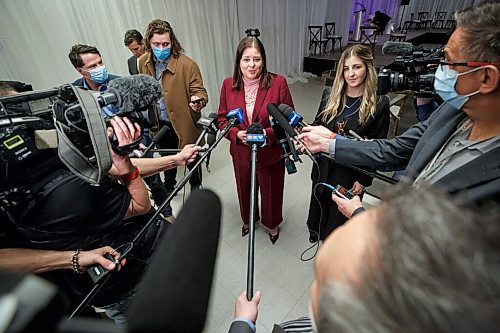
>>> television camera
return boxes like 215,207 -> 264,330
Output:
377,41 -> 444,97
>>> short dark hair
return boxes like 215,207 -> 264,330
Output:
68,44 -> 100,68
232,37 -> 272,90
318,186 -> 500,332
143,19 -> 184,57
124,29 -> 143,47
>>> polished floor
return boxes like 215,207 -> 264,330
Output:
167,77 -> 380,332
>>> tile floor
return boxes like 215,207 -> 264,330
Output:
168,77 -> 379,332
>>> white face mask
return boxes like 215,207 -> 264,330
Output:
308,300 -> 319,333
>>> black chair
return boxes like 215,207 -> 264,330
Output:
403,13 -> 421,30
308,25 -> 328,56
360,25 -> 377,54
389,31 -> 407,42
418,12 -> 432,29
431,11 -> 447,29
324,22 -> 343,53
444,14 -> 456,29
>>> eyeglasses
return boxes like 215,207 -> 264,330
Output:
439,60 -> 500,69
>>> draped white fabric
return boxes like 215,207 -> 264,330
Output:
0,0 -> 355,112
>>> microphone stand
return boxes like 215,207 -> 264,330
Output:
246,142 -> 258,301
69,118 -> 238,319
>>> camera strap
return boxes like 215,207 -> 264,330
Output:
54,85 -> 112,184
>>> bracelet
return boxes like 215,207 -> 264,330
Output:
120,167 -> 140,182
71,249 -> 84,274
328,132 -> 336,139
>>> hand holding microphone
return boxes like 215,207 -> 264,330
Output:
175,144 -> 201,167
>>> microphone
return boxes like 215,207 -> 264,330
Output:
381,41 -> 414,56
104,74 -> 163,114
278,104 -> 309,129
246,123 -> 266,148
221,108 -> 245,133
194,113 -> 218,146
127,189 -> 221,332
267,103 -> 315,162
134,124 -> 170,157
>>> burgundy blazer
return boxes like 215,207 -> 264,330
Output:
217,73 -> 294,166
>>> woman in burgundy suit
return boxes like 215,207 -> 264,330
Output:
217,36 -> 294,244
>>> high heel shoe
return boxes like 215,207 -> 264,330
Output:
242,224 -> 249,237
269,227 -> 280,245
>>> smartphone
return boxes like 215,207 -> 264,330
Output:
333,184 -> 354,199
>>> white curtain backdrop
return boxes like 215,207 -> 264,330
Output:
0,0 -> 353,112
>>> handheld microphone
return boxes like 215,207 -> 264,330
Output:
134,125 -> 170,157
195,113 -> 218,146
267,103 -> 315,162
221,108 -> 245,133
246,123 -> 266,148
278,104 -> 309,129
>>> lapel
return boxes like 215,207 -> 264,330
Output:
234,88 -> 249,127
436,146 -> 500,193
409,104 -> 467,174
252,83 -> 269,123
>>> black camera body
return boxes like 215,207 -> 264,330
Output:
377,47 -> 443,97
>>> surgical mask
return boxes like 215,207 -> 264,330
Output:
152,46 -> 171,61
308,301 -> 318,333
434,64 -> 482,109
84,65 -> 108,84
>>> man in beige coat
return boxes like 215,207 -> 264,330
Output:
139,19 -> 208,219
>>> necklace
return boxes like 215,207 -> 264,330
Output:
344,96 -> 361,109
336,97 -> 361,134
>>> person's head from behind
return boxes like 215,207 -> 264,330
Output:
68,44 -> 108,85
232,36 -> 272,90
0,82 -> 19,97
321,44 -> 377,124
435,0 -> 499,112
144,19 -> 184,61
310,186 -> 500,332
124,29 -> 145,58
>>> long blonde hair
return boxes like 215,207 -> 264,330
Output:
320,44 -> 378,125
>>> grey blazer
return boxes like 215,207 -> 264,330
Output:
334,103 -> 500,205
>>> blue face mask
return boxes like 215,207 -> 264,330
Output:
86,65 -> 108,84
434,64 -> 482,109
152,46 -> 171,61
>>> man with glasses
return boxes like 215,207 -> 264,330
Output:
298,0 -> 499,216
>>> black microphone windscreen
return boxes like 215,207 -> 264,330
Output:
107,75 -> 162,113
152,125 -> 170,144
127,189 -> 221,333
381,41 -> 414,55
267,103 -> 297,138
247,122 -> 264,134
206,132 -> 216,146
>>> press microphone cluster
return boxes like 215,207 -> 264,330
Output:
278,104 -> 309,129
246,123 -> 266,147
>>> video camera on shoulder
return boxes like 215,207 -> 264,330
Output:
377,41 -> 445,97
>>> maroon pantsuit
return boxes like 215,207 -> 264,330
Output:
217,74 -> 294,229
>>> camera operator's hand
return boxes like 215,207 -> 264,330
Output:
78,246 -> 126,272
175,144 -> 201,167
350,181 -> 365,195
107,116 -> 141,175
234,291 -> 261,324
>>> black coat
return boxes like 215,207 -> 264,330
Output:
307,88 -> 390,240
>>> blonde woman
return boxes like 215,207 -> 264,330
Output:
306,44 -> 389,242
